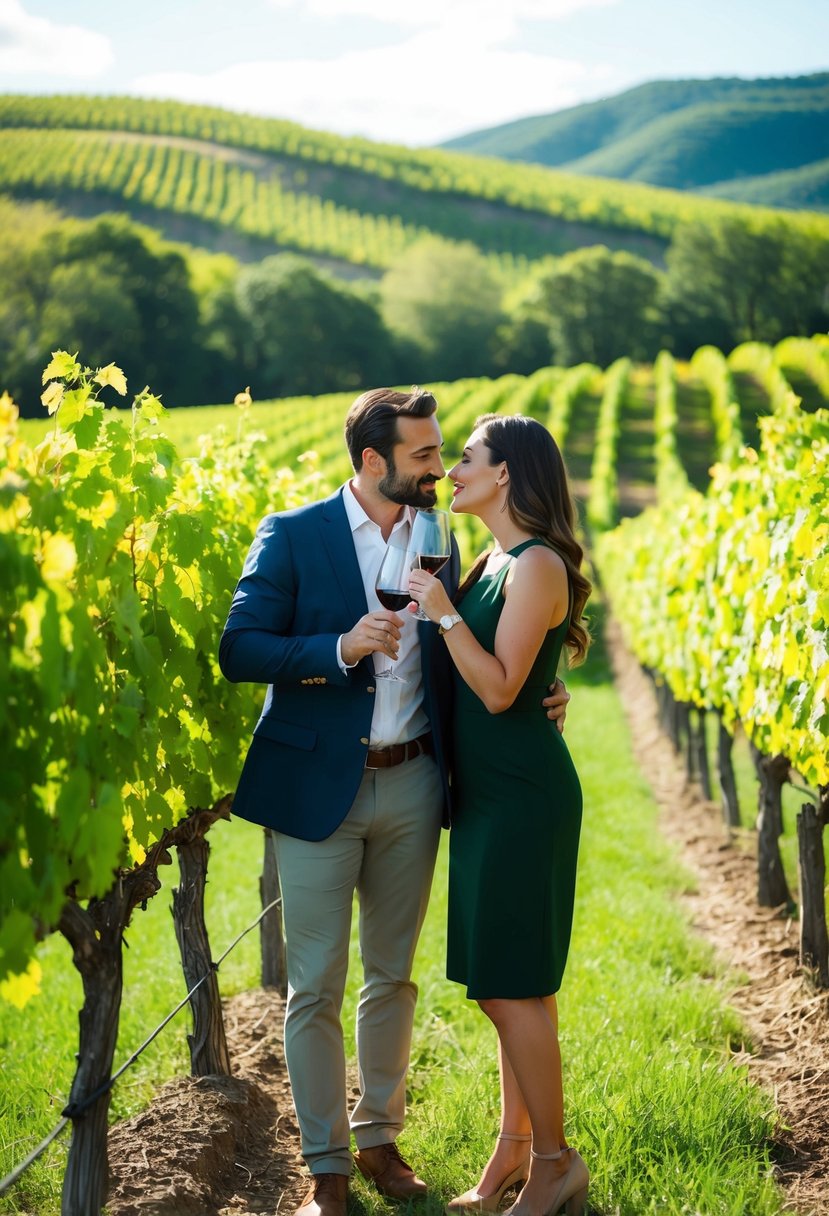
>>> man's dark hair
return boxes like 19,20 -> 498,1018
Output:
344,386 -> 438,472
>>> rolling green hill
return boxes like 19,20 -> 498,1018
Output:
1,93 -> 827,284
704,157 -> 829,208
442,73 -> 829,210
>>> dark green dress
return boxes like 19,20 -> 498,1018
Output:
446,539 -> 582,1000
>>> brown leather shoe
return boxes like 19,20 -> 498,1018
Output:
354,1142 -> 428,1200
295,1172 -> 348,1216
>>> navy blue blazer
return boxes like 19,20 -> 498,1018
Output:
219,487 -> 460,841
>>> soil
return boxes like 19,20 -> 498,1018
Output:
107,621 -> 829,1216
107,988 -> 308,1215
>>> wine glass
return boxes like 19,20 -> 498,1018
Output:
374,539 -> 411,682
409,508 -> 452,621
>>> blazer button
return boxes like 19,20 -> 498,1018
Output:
360,737 -> 369,746
366,685 -> 375,694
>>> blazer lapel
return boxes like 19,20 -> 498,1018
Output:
320,488 -> 369,623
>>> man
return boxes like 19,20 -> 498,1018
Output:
219,387 -> 569,1216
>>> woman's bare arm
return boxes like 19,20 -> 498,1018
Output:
409,546 -> 568,714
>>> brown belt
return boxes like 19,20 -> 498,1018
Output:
365,732 -> 433,770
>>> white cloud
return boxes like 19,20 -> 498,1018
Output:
0,0 -> 113,78
131,20 -> 613,145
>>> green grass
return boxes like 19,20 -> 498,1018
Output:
730,371 -> 769,452
675,371 -> 719,491
0,610 -> 785,1215
615,365 -> 656,514
560,383 -> 604,489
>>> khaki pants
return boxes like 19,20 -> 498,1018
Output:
275,752 -> 443,1175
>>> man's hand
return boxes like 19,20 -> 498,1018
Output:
341,610 -> 403,667
542,677 -> 570,733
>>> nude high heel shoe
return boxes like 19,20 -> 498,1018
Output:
446,1132 -> 532,1213
517,1147 -> 588,1216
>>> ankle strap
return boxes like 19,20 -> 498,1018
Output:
530,1146 -> 571,1160
498,1132 -> 532,1142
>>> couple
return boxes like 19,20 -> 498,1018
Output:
219,387 -> 591,1216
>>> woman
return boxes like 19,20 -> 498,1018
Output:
408,413 -> 591,1216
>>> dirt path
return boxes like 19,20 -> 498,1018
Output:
606,616 -> 829,1216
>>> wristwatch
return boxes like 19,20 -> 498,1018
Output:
439,613 -> 463,635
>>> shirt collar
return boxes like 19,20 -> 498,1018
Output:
342,481 -> 413,536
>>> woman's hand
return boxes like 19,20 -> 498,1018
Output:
408,569 -> 455,624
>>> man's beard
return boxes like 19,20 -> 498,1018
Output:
378,461 -> 439,509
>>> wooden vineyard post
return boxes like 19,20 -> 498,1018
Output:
58,865 -> 163,1216
260,828 -> 288,996
657,681 -> 681,753
677,701 -> 693,782
171,798 -> 234,1077
664,687 -> 679,751
690,707 -> 712,800
717,713 -> 741,828
655,680 -> 670,740
750,744 -> 793,910
797,789 -> 829,988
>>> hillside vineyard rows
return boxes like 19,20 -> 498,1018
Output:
1,95 -> 828,277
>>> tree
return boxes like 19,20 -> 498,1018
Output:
492,310 -> 553,376
37,258 -> 143,372
491,272 -> 555,375
0,197 -> 64,413
532,246 -> 664,367
665,218 -> 829,352
236,255 -> 395,397
1,211 -> 204,415
41,215 -> 202,406
186,249 -> 250,404
380,237 -> 504,381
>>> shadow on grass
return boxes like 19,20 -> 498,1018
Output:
345,1188 -> 445,1216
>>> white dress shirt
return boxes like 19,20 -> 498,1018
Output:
337,481 -> 430,748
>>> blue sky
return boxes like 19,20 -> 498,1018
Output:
1,0 -> 826,145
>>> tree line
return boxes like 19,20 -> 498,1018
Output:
3,196 -> 828,417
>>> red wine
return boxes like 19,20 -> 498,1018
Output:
416,554 -> 450,574
376,589 -> 410,611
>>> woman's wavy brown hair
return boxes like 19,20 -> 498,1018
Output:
455,413 -> 591,666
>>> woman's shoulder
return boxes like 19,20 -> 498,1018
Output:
505,541 -> 567,593
514,541 -> 566,574
518,539 -> 564,562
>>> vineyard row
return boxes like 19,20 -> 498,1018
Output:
1,94 -> 827,247
0,128 -> 527,277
